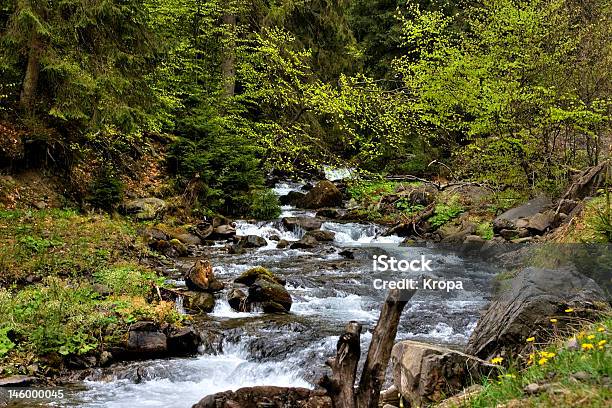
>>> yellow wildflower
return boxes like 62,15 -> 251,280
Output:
565,308 -> 574,313
577,331 -> 585,339
526,337 -> 535,342
491,357 -> 504,365
598,340 -> 607,346
597,327 -> 605,333
550,318 -> 558,323
587,335 -> 595,340
540,351 -> 556,358
538,357 -> 548,365
581,343 -> 594,350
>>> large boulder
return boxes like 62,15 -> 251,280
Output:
238,235 -> 268,248
126,321 -> 167,355
391,341 -> 496,407
493,196 -> 552,232
185,259 -> 224,292
235,266 -> 286,286
289,234 -> 319,249
166,326 -> 201,355
300,180 -> 343,209
122,198 -> 167,220
248,278 -> 292,313
231,267 -> 291,313
193,386 -> 331,408
183,291 -> 216,313
279,191 -> 306,206
282,217 -> 323,232
208,224 -> 236,240
466,266 -> 609,360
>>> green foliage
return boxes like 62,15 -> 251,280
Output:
87,167 -> 124,212
347,179 -> 400,202
476,221 -> 494,240
249,189 -> 281,220
429,195 -> 464,228
94,265 -> 162,297
470,318 -> 612,407
0,326 -> 15,357
19,235 -> 62,254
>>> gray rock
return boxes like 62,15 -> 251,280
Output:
493,196 -> 552,232
175,233 -> 202,245
166,326 -> 201,355
248,279 -> 292,313
183,291 -> 215,313
290,235 -> 319,249
465,266 -> 609,360
527,211 -> 554,233
276,239 -> 289,249
392,341 -> 495,406
0,375 -> 37,387
228,288 -> 249,312
279,191 -> 306,206
126,322 -> 167,354
303,230 -> 335,242
282,217 -> 323,232
239,235 -> 268,248
193,386 -> 331,408
122,198 -> 167,220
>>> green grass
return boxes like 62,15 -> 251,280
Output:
467,317 -> 612,407
0,209 -> 184,375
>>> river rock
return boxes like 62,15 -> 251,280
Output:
169,238 -> 188,256
276,239 -> 289,249
282,216 -> 323,231
315,208 -> 342,219
465,266 -> 609,360
183,291 -> 215,313
126,321 -> 167,354
175,233 -> 202,245
234,266 -> 286,286
166,326 -> 201,355
493,196 -> 552,232
208,224 -> 236,240
122,197 -> 167,220
193,386 -> 331,408
391,340 -> 495,406
228,288 -> 249,312
248,278 -> 292,313
526,210 -> 554,233
0,375 -> 38,387
290,234 -> 319,249
185,259 -> 224,292
279,191 -> 306,206
300,180 -> 343,209
303,230 -> 335,242
238,235 -> 268,248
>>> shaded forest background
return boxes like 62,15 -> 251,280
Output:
0,0 -> 610,216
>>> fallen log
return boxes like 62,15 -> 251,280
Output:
319,288 -> 416,408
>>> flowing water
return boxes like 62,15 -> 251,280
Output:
58,182 -> 498,408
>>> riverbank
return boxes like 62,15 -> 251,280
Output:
0,168 -> 610,407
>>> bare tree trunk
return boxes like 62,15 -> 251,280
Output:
221,13 -> 236,98
319,321 -> 362,408
356,289 -> 412,408
20,34 -> 42,111
320,289 -> 415,408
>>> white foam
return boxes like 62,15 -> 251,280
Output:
72,341 -> 310,408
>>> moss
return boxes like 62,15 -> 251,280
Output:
234,266 -> 284,286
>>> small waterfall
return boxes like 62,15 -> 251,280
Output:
323,166 -> 355,181
174,295 -> 186,315
321,221 -> 403,244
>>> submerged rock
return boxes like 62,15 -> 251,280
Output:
248,278 -> 292,313
238,235 -> 268,248
227,288 -> 249,312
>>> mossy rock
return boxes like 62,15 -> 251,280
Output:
234,266 -> 285,286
